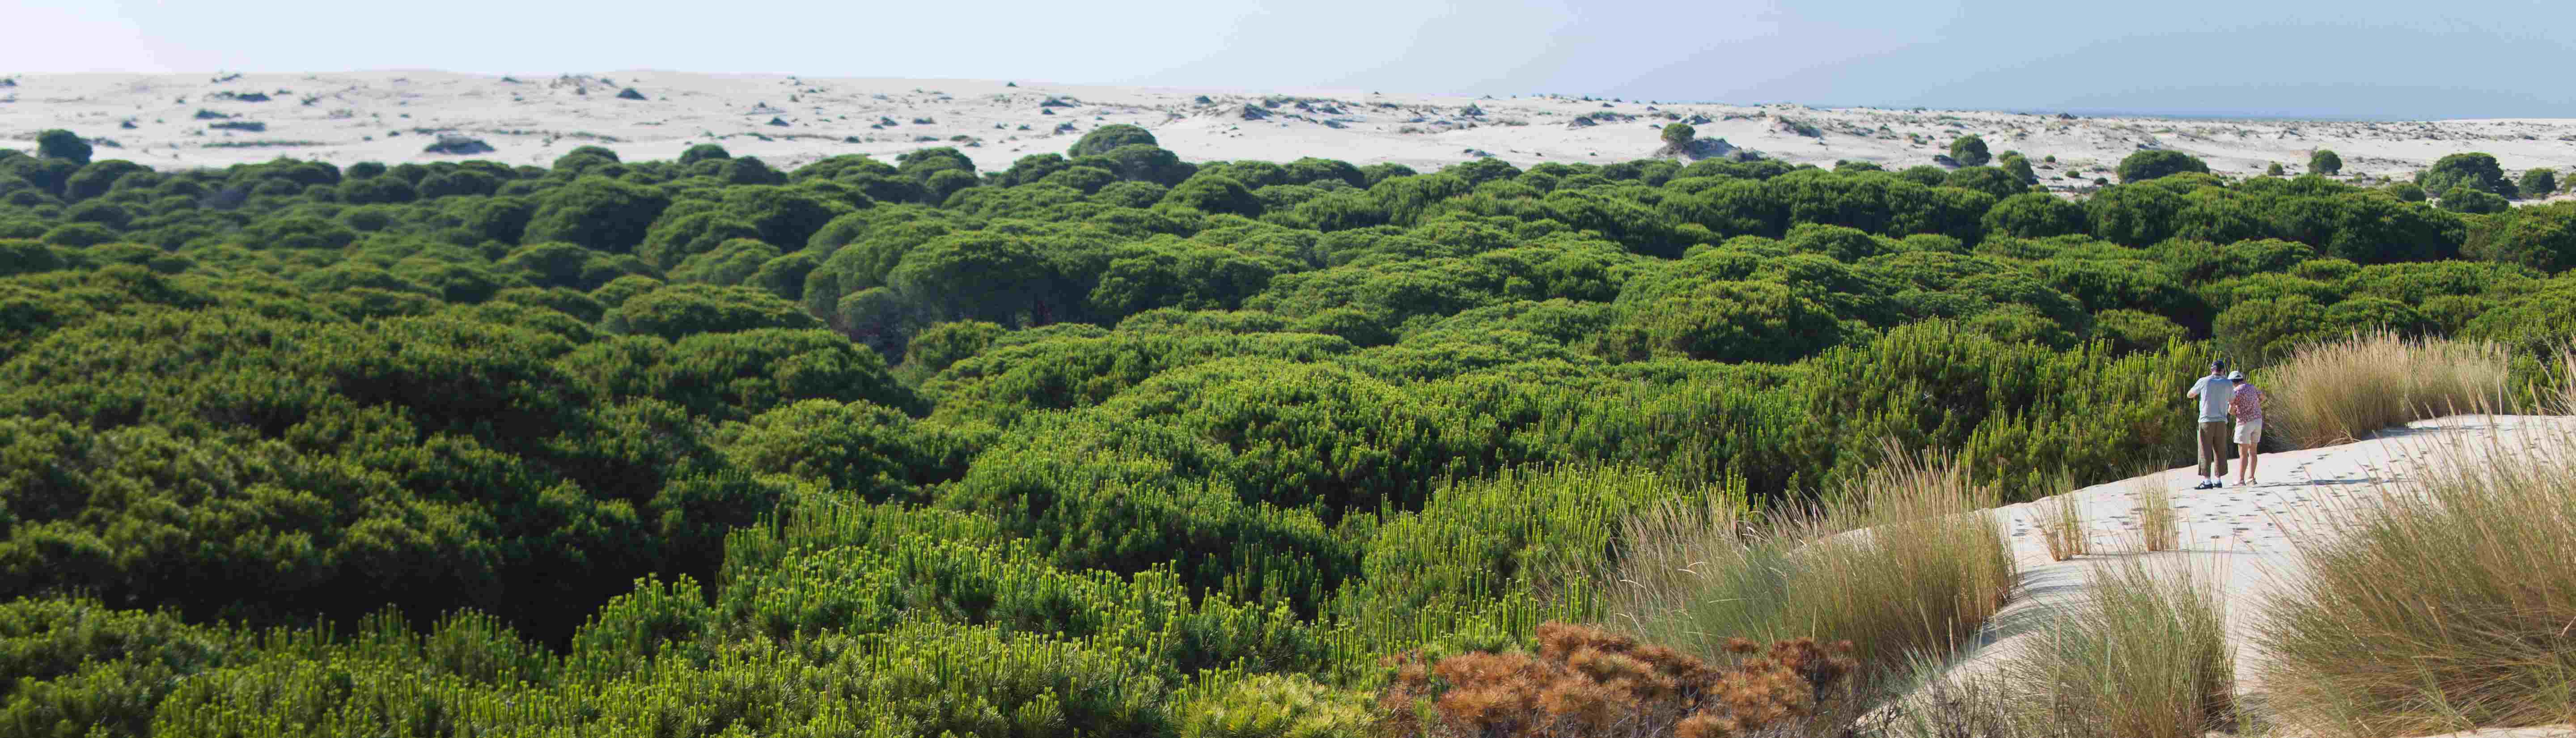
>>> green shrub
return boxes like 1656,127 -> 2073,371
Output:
2309,149 -> 2341,175
669,238 -> 782,286
35,129 -> 91,164
2418,152 -> 2516,199
2463,202 -> 2576,271
2117,150 -> 2211,183
1943,165 -> 2025,199
1162,174 -> 1263,216
901,320 -> 1005,374
1173,673 -> 1370,738
1660,122 -> 1696,148
2439,184 -> 2509,214
679,143 -> 732,165
63,160 -> 148,202
1949,135 -> 1991,166
718,399 -> 947,501
39,222 -> 116,247
2517,167 -> 2558,199
1068,123 -> 1158,158
2000,154 -> 2037,184
602,283 -> 824,340
523,175 -> 672,252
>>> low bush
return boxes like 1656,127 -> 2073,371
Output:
2419,152 -> 2516,199
1949,135 -> 1991,167
2310,149 -> 2342,176
2117,150 -> 2210,183
1375,622 -> 1856,738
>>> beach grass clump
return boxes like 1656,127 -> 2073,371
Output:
2001,558 -> 2236,738
2254,423 -> 2576,737
2137,478 -> 2179,552
2032,496 -> 2087,561
2264,331 -> 2509,449
1604,445 -> 2015,679
1873,559 -> 2235,738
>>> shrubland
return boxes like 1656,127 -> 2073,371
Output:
3,129 -> 2575,736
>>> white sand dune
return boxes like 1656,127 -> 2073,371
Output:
1922,414 -> 2576,737
7,70 -> 2576,195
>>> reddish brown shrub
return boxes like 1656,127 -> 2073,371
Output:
1376,622 -> 1856,738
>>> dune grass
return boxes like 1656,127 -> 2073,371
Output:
2033,496 -> 2087,561
2254,421 -> 2576,738
2006,558 -> 2236,738
2262,331 -> 2510,450
2137,477 -> 2179,552
1605,444 -> 2016,683
1874,558 -> 2236,738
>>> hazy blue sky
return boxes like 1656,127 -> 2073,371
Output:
11,0 -> 2574,119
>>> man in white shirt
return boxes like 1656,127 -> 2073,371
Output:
2185,360 -> 2234,489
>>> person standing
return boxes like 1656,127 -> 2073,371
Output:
2229,371 -> 2266,486
2186,360 -> 2235,489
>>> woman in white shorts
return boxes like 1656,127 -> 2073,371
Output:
2228,370 -> 2266,485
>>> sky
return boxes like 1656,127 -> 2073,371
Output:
8,0 -> 2576,119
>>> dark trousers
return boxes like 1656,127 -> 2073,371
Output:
2197,421 -> 2230,477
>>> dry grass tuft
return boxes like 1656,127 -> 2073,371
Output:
2254,422 -> 2576,737
1604,443 -> 2016,681
2264,331 -> 2509,449
1873,559 -> 2236,738
2136,478 -> 2179,552
1375,622 -> 1857,738
2005,558 -> 2236,738
2032,496 -> 2087,561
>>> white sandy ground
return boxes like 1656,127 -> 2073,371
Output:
1905,414 -> 2576,738
6,70 -> 2576,197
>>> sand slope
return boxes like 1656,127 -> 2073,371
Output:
7,70 -> 2576,193
1929,414 -> 2576,737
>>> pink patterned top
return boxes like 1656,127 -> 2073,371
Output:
2229,384 -> 2265,422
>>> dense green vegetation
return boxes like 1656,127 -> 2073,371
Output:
4,124 -> 2576,735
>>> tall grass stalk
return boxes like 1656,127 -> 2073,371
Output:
2263,331 -> 2509,450
1605,444 -> 2015,679
2255,423 -> 2576,737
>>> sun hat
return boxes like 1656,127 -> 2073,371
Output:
2227,370 -> 2246,381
